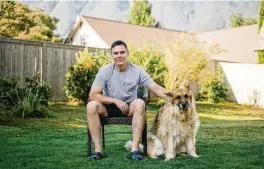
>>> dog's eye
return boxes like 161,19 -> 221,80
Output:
184,94 -> 189,98
175,95 -> 181,99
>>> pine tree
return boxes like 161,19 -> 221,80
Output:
127,0 -> 159,27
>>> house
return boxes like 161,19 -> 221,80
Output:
195,24 -> 259,77
64,15 -> 185,52
197,24 -> 259,64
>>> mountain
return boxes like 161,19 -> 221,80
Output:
21,0 -> 260,39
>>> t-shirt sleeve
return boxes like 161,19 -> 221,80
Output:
91,68 -> 106,89
139,68 -> 154,87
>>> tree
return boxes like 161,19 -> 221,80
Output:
0,1 -> 62,42
258,0 -> 264,64
164,33 -> 225,91
258,0 -> 264,33
230,13 -> 257,27
127,0 -> 160,28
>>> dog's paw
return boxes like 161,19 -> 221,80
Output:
189,153 -> 200,158
165,154 -> 175,161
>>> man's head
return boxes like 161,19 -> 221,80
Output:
110,40 -> 129,66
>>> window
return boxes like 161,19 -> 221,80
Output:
81,34 -> 88,46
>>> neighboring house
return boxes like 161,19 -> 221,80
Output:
197,24 -> 259,64
196,24 -> 259,77
64,15 -> 184,52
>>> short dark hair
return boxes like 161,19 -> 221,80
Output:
110,40 -> 128,53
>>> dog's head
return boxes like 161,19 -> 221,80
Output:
164,81 -> 194,113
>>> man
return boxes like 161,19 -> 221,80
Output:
87,40 -> 171,161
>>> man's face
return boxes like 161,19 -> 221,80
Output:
111,44 -> 128,66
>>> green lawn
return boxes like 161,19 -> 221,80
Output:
1,101 -> 264,169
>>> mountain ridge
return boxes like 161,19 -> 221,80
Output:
21,0 -> 260,39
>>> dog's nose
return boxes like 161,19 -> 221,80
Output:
178,101 -> 188,110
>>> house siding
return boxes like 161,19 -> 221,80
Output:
71,19 -> 109,49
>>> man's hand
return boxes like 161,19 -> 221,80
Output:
114,99 -> 129,114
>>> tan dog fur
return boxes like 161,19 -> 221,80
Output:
125,81 -> 200,160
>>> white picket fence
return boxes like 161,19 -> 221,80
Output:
219,62 -> 264,107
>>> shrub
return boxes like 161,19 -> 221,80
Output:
25,72 -> 53,106
10,88 -> 49,118
64,48 -> 111,104
199,67 -> 228,103
0,73 -> 53,119
257,50 -> 264,64
0,75 -> 20,108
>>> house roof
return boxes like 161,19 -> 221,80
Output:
196,24 -> 259,64
64,15 -> 185,52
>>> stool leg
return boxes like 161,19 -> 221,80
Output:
142,123 -> 147,155
102,125 -> 105,149
88,129 -> 92,157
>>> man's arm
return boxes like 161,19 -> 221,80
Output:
89,86 -> 129,114
148,82 -> 172,101
89,86 -> 117,104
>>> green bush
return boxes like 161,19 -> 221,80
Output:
0,73 -> 53,119
0,76 -> 20,108
155,98 -> 166,107
257,50 -> 264,64
25,72 -> 53,106
64,48 -> 111,104
199,74 -> 227,103
11,88 -> 49,119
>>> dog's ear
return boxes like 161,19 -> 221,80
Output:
164,91 -> 173,98
180,80 -> 191,90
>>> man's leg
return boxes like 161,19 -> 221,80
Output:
127,99 -> 146,152
87,101 -> 108,154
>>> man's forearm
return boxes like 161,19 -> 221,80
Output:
153,85 -> 171,101
89,94 -> 117,104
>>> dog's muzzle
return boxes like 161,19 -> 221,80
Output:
177,101 -> 189,111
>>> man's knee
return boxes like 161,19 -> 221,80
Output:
87,101 -> 100,115
132,99 -> 145,112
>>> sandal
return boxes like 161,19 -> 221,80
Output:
131,150 -> 144,161
88,152 -> 104,160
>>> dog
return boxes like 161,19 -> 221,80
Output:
125,81 -> 200,160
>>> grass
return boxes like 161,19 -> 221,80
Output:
0,101 -> 264,169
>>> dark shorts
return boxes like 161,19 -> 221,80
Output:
104,103 -> 131,117
87,98 -> 131,117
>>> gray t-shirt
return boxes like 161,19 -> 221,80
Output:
91,62 -> 154,103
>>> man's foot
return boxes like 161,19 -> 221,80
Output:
131,150 -> 144,161
88,152 -> 104,160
